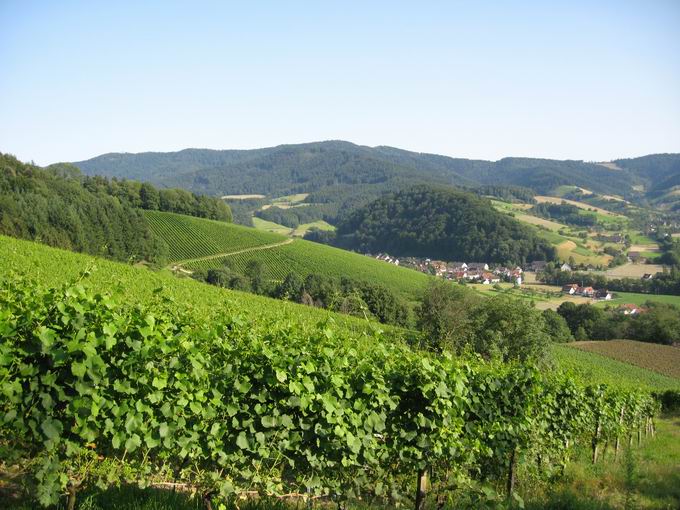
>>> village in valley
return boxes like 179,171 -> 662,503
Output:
369,252 -> 656,314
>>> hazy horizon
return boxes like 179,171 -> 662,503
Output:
41,139 -> 680,167
2,1 -> 679,165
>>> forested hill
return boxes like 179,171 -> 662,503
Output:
334,185 -> 556,264
0,153 -> 231,264
72,141 -> 677,199
614,154 -> 680,194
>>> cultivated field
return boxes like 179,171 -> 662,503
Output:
629,243 -> 660,252
594,290 -> 680,307
551,343 -> 680,391
291,220 -> 335,237
514,212 -> 566,231
184,238 -> 432,300
251,216 -> 293,235
3,234 -> 671,510
145,211 -> 285,262
221,194 -> 267,199
144,212 -> 432,300
601,262 -> 665,279
492,200 -> 615,266
571,340 -> 680,379
0,235 -> 406,339
534,195 -> 622,216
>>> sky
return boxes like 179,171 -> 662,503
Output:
1,1 -> 679,165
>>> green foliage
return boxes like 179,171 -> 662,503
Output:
206,268 -> 251,292
144,211 -> 284,263
72,141 -> 640,203
336,186 -> 556,264
557,301 -> 680,345
530,202 -> 597,227
541,309 -> 574,343
416,281 -> 549,362
254,204 -> 334,229
0,273 -> 659,509
472,185 -> 537,203
0,154 -> 166,264
539,264 -> 680,296
184,238 -> 432,302
551,345 -> 680,392
0,232 -> 670,508
416,280 -> 481,351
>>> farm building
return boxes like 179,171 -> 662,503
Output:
595,289 -> 613,300
529,260 -> 547,272
562,283 -> 579,295
616,304 -> 644,315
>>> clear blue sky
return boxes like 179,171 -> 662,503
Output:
1,1 -> 679,165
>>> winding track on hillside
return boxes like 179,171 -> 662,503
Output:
168,238 -> 294,272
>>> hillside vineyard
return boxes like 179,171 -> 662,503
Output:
0,270 -> 658,507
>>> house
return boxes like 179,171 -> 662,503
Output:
562,284 -> 579,295
560,263 -> 572,272
628,251 -> 642,262
513,273 -> 523,286
616,303 -> 641,315
481,272 -> 500,285
595,289 -> 613,300
580,286 -> 596,298
430,261 -> 448,275
467,262 -> 489,272
529,260 -> 547,272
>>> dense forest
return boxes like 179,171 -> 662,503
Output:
47,163 -> 232,222
71,142 -> 680,218
333,186 -> 556,264
0,154 -> 231,264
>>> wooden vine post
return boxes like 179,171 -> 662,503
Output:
637,423 -> 642,446
615,405 -> 625,460
592,412 -> 602,464
415,467 -> 429,510
66,480 -> 79,510
506,448 -> 517,498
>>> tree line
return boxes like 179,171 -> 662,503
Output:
539,263 -> 680,295
556,300 -> 680,345
0,154 -> 231,265
0,154 -> 165,263
254,203 -> 334,228
529,202 -> 597,227
191,261 -> 411,327
48,163 -> 232,222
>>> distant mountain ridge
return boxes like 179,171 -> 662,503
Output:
71,141 -> 680,203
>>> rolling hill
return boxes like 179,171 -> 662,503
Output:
144,210 -> 434,301
334,185 -> 556,264
0,234 -> 405,340
70,142 -> 680,214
